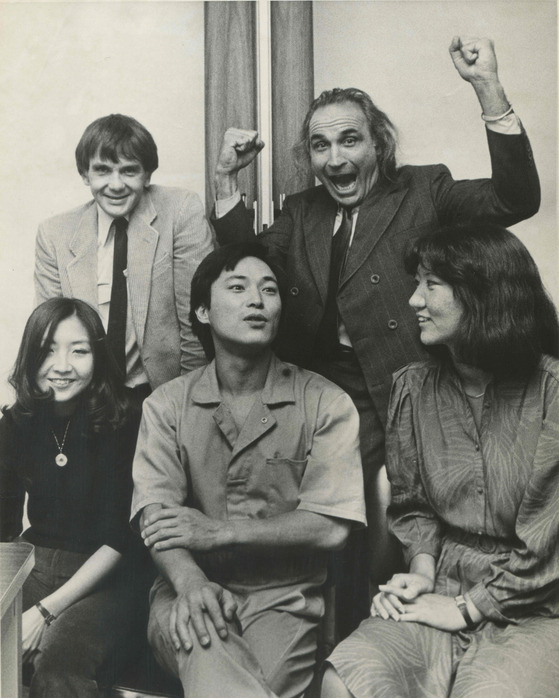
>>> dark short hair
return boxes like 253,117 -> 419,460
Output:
75,114 -> 159,176
404,223 -> 559,379
9,298 -> 129,431
190,243 -> 285,360
294,87 -> 398,185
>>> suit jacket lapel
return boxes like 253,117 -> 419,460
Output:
67,203 -> 99,306
340,183 -> 408,288
127,189 -> 158,347
304,190 -> 338,302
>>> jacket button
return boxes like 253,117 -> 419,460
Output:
388,319 -> 398,330
370,274 -> 380,284
290,287 -> 299,296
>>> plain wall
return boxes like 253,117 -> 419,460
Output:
0,1 -> 205,405
313,0 -> 557,301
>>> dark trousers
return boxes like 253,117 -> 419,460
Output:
310,350 -> 402,639
22,544 -> 150,698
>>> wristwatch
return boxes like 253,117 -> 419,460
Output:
36,601 -> 57,626
454,594 -> 477,629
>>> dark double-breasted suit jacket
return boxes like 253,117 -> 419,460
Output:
212,128 -> 540,423
35,185 -> 215,388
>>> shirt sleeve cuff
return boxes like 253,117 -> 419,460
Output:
297,500 -> 367,529
402,540 -> 441,566
485,113 -> 522,135
467,582 -> 516,624
215,191 -> 242,218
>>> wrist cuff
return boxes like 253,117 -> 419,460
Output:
481,105 -> 513,122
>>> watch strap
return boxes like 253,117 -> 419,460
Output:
454,594 -> 477,629
36,601 -> 57,626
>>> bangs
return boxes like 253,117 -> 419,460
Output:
404,237 -> 454,281
96,139 -> 141,166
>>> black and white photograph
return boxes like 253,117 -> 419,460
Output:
0,1 -> 557,697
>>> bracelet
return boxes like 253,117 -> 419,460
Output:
35,601 -> 57,626
454,594 -> 477,629
481,105 -> 513,122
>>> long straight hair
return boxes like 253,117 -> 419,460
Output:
8,298 -> 129,431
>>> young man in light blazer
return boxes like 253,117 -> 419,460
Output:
34,114 -> 214,398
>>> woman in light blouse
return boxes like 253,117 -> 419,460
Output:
323,223 -> 559,698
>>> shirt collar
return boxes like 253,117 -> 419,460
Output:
336,205 -> 359,218
191,354 -> 296,407
96,205 -> 129,247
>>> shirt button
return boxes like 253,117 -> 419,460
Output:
290,287 -> 299,296
261,417 -> 268,424
370,274 -> 380,284
477,487 -> 484,494
475,443 -> 480,451
387,319 -> 398,330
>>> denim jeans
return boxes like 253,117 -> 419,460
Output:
22,543 -> 150,698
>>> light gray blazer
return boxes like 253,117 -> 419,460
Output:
34,185 -> 214,388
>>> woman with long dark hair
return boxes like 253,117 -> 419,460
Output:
323,223 -> 559,697
0,298 -> 148,696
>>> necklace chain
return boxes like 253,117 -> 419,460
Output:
464,390 -> 485,399
52,419 -> 71,467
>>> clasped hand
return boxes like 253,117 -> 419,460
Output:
141,506 -> 228,552
371,573 -> 466,632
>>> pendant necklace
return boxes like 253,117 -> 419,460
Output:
52,419 -> 71,467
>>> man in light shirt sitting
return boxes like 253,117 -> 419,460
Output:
131,242 -> 366,697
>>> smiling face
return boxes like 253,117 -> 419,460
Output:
81,151 -> 151,218
308,101 -> 378,208
36,314 -> 94,414
409,265 -> 464,352
195,256 -> 282,356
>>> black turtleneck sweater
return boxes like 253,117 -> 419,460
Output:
0,405 -> 140,555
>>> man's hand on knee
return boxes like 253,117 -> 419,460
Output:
170,577 -> 237,652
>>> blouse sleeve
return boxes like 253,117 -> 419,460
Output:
96,413 -> 141,555
385,367 -> 443,566
468,370 -> 559,622
0,414 -> 25,542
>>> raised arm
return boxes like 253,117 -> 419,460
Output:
449,36 -> 510,117
214,128 -> 265,201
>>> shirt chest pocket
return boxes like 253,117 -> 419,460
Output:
264,457 -> 307,516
